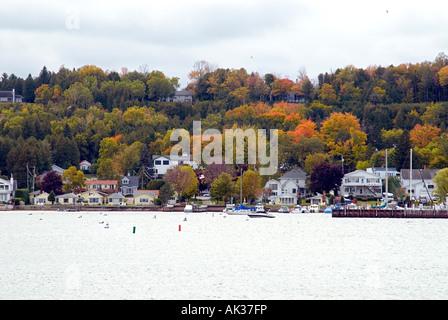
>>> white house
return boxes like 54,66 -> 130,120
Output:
341,170 -> 382,199
152,155 -> 198,177
366,167 -> 399,181
264,168 -> 308,205
0,175 -> 15,203
0,90 -> 23,103
163,91 -> 193,103
400,169 -> 439,201
79,160 -> 92,172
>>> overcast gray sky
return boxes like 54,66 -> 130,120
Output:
1,0 -> 447,87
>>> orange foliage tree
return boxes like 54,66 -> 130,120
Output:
410,124 -> 441,148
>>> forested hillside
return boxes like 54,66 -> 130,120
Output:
2,53 -> 448,189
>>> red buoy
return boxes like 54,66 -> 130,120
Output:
179,224 -> 181,231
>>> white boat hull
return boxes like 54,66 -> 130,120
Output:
247,212 -> 275,218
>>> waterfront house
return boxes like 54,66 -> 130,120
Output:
87,191 -> 105,205
400,169 -> 439,201
108,192 -> 125,205
341,170 -> 382,199
55,193 -> 78,205
0,175 -> 15,203
133,190 -> 157,205
264,168 -> 308,205
120,175 -> 139,196
85,179 -> 118,194
33,192 -> 50,205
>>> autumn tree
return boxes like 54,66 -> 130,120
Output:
237,169 -> 262,204
309,162 -> 344,195
409,124 -> 441,148
62,166 -> 85,193
40,171 -> 63,195
163,165 -> 198,202
318,83 -> 337,105
320,112 -> 367,170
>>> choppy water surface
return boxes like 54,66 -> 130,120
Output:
1,210 -> 448,299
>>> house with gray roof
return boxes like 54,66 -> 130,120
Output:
120,175 -> 139,196
0,90 -> 22,103
264,168 -> 308,205
400,169 -> 439,201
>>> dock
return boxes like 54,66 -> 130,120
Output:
332,208 -> 448,218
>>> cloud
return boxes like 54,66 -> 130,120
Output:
1,0 -> 448,87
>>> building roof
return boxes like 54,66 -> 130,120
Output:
400,169 -> 439,180
174,91 -> 193,96
0,91 -> 23,98
108,192 -> 125,198
85,179 -> 118,185
280,168 -> 307,180
122,175 -> 139,187
135,190 -> 159,197
344,170 -> 379,178
55,193 -> 77,198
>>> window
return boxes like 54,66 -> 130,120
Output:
155,160 -> 161,165
163,160 -> 169,165
122,178 -> 129,184
292,188 -> 296,194
140,198 -> 149,203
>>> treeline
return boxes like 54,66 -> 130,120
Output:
2,53 -> 448,189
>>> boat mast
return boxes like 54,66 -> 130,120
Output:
385,148 -> 388,203
240,167 -> 243,204
410,148 -> 413,201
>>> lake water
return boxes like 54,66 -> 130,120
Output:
1,210 -> 448,300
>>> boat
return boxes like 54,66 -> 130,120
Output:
184,204 -> 208,213
291,205 -> 309,213
255,205 -> 267,213
223,204 -> 235,213
278,206 -> 290,213
309,204 -> 320,213
324,207 -> 332,214
227,204 -> 255,215
247,211 -> 275,218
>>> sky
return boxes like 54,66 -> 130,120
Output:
1,0 -> 447,87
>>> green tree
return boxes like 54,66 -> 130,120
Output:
433,168 -> 448,202
62,166 -> 85,193
237,169 -> 261,203
48,191 -> 56,204
210,172 -> 236,203
158,182 -> 174,205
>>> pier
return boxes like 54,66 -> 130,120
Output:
332,208 -> 448,218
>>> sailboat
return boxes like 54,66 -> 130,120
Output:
227,168 -> 275,218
